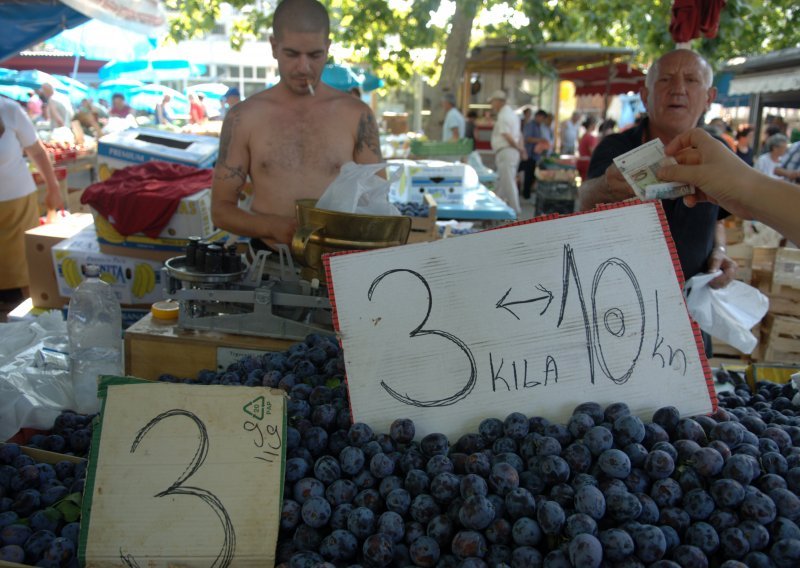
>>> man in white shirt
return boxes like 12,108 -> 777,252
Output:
489,90 -> 526,214
39,83 -> 74,130
441,93 -> 465,141
560,111 -> 581,155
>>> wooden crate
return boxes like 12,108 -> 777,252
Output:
772,247 -> 800,293
751,246 -> 778,273
406,193 -> 439,244
760,314 -> 800,363
727,242 -> 753,284
124,313 -> 295,381
724,216 -> 745,245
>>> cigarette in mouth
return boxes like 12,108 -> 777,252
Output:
308,82 -> 315,96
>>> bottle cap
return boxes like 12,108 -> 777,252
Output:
151,300 -> 180,321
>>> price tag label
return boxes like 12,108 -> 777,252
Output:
80,380 -> 286,567
326,201 -> 715,439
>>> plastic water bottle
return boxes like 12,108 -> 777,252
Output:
67,265 -> 122,413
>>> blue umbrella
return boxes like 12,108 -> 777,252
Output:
321,63 -> 383,93
92,79 -> 146,105
186,82 -> 230,100
99,59 -> 206,82
0,84 -> 33,102
53,74 -> 90,105
128,84 -> 190,116
321,64 -> 362,92
44,19 -> 159,61
8,69 -> 65,90
361,71 -> 384,92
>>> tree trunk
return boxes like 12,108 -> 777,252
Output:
424,0 -> 480,140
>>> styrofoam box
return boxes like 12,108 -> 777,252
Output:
97,128 -> 218,174
389,160 -> 478,203
51,225 -> 165,305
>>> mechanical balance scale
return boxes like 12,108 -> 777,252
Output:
162,200 -> 412,341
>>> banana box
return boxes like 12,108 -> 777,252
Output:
51,226 -> 165,305
90,187 -> 216,242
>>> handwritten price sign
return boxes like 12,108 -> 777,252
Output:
326,202 -> 715,439
80,381 -> 286,567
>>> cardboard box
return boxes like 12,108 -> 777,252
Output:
405,193 -> 439,244
51,225 -> 166,305
97,128 -> 218,178
124,313 -> 295,381
90,187 -> 216,246
24,214 -> 95,309
97,229 -> 229,263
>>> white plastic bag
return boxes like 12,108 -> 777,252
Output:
0,313 -> 77,441
315,162 -> 401,216
684,271 -> 769,354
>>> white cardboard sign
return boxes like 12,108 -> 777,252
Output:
326,202 -> 715,439
81,383 -> 286,567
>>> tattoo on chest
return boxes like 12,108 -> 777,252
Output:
356,111 -> 382,158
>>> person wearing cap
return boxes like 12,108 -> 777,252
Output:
211,0 -> 383,248
488,89 -> 526,214
221,87 -> 241,119
441,93 -> 465,142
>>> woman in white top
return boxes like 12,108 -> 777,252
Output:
754,133 -> 788,178
0,96 -> 63,294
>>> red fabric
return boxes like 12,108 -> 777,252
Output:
669,0 -> 701,43
190,101 -> 206,124
82,161 -> 214,237
699,0 -> 726,39
577,133 -> 599,180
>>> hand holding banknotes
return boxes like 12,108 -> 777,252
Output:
602,163 -> 638,201
658,128 -> 800,244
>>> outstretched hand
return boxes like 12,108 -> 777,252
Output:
657,128 -> 758,219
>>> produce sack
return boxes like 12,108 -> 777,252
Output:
684,271 -> 769,354
315,162 -> 400,216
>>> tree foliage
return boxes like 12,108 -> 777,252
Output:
165,0 -> 800,82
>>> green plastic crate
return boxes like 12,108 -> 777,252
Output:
409,138 -> 474,157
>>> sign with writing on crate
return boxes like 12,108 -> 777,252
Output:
326,201 -> 715,439
80,378 -> 286,567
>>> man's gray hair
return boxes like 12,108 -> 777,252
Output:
645,49 -> 714,90
765,133 -> 789,152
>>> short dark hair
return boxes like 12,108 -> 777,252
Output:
273,0 -> 330,39
112,93 -> 124,100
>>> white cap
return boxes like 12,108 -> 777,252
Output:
488,89 -> 507,102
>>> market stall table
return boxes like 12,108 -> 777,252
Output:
435,184 -> 516,222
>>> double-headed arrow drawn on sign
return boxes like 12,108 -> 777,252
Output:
496,284 -> 554,320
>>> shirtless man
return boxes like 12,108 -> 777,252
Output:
211,0 -> 382,247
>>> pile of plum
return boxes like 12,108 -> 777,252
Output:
6,332 -> 800,567
161,336 -> 800,567
0,444 -> 85,566
393,202 -> 430,218
21,412 -> 95,459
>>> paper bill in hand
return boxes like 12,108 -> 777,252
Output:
613,138 -> 695,200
